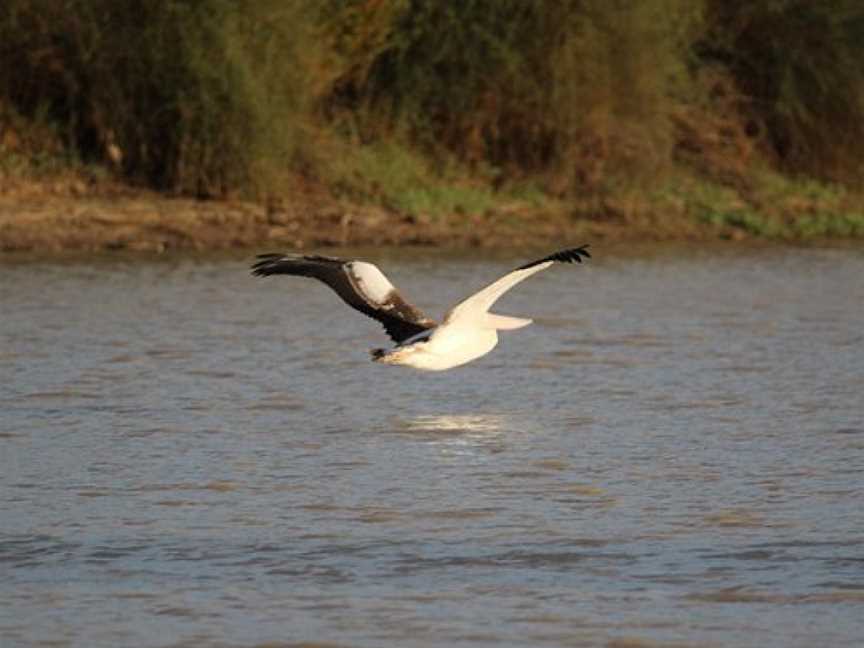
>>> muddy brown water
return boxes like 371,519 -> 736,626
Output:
1,245 -> 863,647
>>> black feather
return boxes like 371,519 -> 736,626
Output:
516,245 -> 591,270
250,252 -> 436,343
251,254 -> 287,276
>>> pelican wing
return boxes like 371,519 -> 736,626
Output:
251,253 -> 436,343
444,246 -> 591,325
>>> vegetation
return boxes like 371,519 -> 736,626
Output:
1,0 -> 863,236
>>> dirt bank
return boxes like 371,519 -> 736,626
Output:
0,185 -> 723,255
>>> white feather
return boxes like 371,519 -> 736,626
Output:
444,261 -> 553,326
347,261 -> 396,303
374,261 -> 555,370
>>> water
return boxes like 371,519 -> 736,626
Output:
1,244 -> 863,647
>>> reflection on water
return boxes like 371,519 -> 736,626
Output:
399,413 -> 507,434
1,245 -> 863,648
391,414 -> 510,457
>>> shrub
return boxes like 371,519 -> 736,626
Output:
700,0 -> 864,184
326,0 -> 701,195
0,0 -> 319,196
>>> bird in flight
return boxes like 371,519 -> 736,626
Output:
251,246 -> 591,371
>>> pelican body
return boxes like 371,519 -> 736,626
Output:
251,246 -> 590,371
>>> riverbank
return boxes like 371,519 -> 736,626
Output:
4,164 -> 864,254
0,164 -> 674,253
0,192 -> 729,254
4,186 -> 864,255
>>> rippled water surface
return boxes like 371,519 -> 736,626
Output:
2,244 -> 863,647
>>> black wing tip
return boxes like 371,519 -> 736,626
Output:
551,244 -> 591,264
251,252 -> 290,276
517,244 -> 591,270
251,251 -> 325,276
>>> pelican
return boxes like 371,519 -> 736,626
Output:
251,245 -> 590,371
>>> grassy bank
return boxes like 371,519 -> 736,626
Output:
2,1 -> 863,244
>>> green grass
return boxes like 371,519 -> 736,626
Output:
678,171 -> 864,239
789,213 -> 864,238
325,142 -> 497,219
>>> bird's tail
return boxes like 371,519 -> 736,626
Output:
485,314 -> 533,330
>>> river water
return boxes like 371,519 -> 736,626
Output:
1,244 -> 863,647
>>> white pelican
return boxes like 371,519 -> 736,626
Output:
251,246 -> 590,371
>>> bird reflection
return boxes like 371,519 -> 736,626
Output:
391,414 -> 509,456
401,414 -> 506,435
